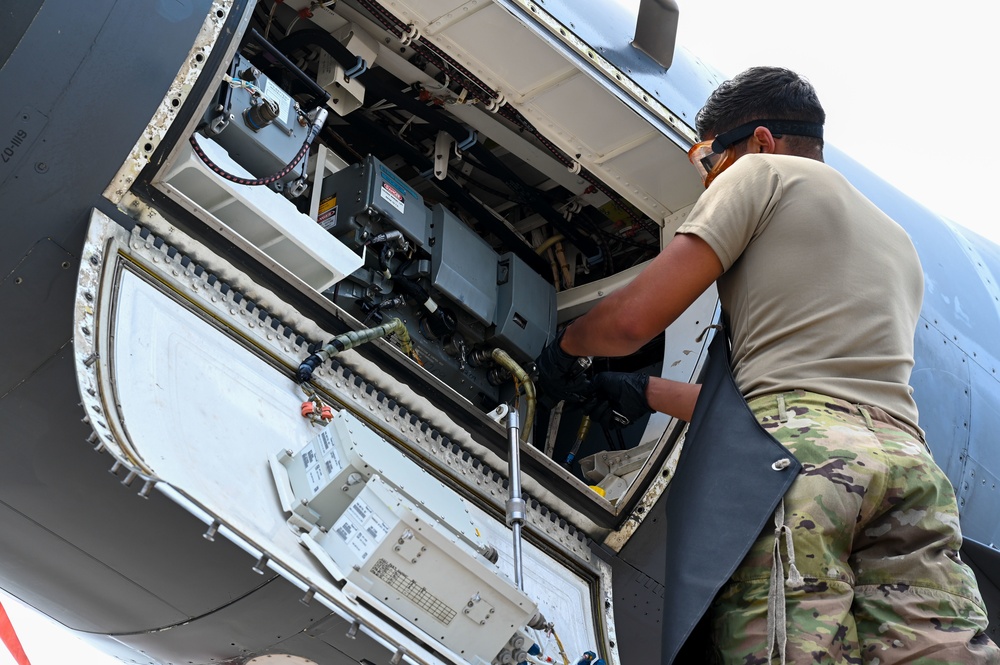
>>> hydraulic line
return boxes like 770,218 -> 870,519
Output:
296,318 -> 415,383
245,28 -> 331,108
563,415 -> 592,468
490,349 -> 536,444
504,409 -> 526,592
534,234 -> 565,255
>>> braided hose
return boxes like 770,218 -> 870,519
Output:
490,349 -> 536,443
296,318 -> 414,383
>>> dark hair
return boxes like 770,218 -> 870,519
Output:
696,67 -> 825,155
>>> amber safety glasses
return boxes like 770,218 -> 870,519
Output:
687,140 -> 736,188
687,119 -> 824,188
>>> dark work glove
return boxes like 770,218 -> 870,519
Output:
587,372 -> 653,429
534,331 -> 593,408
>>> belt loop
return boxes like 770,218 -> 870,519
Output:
858,405 -> 876,432
776,394 -> 788,423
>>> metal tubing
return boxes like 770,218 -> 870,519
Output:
505,410 -> 526,591
491,348 -> 536,443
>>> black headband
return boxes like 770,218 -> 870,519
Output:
711,119 -> 824,153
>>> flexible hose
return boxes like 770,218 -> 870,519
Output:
534,234 -> 565,255
564,415 -> 592,467
297,318 -> 414,383
490,349 -> 536,443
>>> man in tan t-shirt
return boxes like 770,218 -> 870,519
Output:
535,67 -> 998,663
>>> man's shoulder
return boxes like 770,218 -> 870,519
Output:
756,153 -> 840,179
718,154 -> 842,193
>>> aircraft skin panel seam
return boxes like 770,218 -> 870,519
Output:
104,0 -> 241,204
494,0 -> 697,145
81,218 -> 600,561
0,496 -> 190,622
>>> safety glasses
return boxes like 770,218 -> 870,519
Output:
687,119 -> 824,187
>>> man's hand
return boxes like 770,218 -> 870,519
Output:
586,372 -> 653,429
534,332 -> 593,408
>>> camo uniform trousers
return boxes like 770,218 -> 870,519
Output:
710,391 -> 999,664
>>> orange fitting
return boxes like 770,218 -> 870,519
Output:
301,401 -> 316,418
320,405 -> 333,421
298,7 -> 313,19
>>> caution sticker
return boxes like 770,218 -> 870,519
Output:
318,194 -> 338,230
380,181 -> 405,213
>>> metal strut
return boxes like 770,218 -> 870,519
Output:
505,410 -> 526,591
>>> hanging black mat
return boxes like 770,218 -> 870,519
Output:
661,328 -> 802,663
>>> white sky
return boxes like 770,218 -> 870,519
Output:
3,2 -> 997,664
675,0 -> 1000,245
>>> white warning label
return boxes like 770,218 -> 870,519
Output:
315,429 -> 343,477
263,77 -> 293,123
333,498 -> 391,562
380,181 -> 405,213
301,447 -> 325,496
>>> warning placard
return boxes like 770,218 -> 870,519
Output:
318,194 -> 338,230
380,181 -> 405,213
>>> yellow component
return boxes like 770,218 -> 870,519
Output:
588,485 -> 606,497
475,528 -> 481,537
490,348 -> 536,443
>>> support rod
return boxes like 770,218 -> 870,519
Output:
505,410 -> 526,591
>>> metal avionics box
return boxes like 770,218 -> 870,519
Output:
315,154 -> 430,249
493,251 -> 557,361
201,53 -> 308,186
270,412 -> 538,664
430,204 -> 498,326
310,477 -> 537,663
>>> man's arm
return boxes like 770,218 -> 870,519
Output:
647,377 -> 701,422
560,233 -> 724,357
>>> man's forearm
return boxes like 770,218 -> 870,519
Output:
647,378 -> 701,422
559,296 -> 647,357
556,234 -> 724,358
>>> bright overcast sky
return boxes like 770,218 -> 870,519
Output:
673,0 -> 999,245
3,2 -> 998,664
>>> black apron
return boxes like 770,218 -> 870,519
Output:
661,329 -> 802,663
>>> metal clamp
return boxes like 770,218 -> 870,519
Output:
344,55 -> 368,81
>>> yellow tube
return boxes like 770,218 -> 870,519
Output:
551,627 -> 571,665
534,234 -> 566,255
490,348 -> 536,443
553,241 -> 573,288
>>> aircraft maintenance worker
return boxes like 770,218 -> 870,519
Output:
535,67 -> 999,663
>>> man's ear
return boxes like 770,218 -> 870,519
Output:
749,126 -> 777,154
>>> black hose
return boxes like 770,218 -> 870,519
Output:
246,28 -> 330,108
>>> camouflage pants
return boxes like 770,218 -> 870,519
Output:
710,391 -> 999,664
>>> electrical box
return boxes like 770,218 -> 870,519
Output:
309,477 -> 537,661
430,204 -> 498,326
493,251 -> 558,360
201,53 -> 308,187
316,154 -> 430,248
316,22 -> 378,117
270,411 -> 539,664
